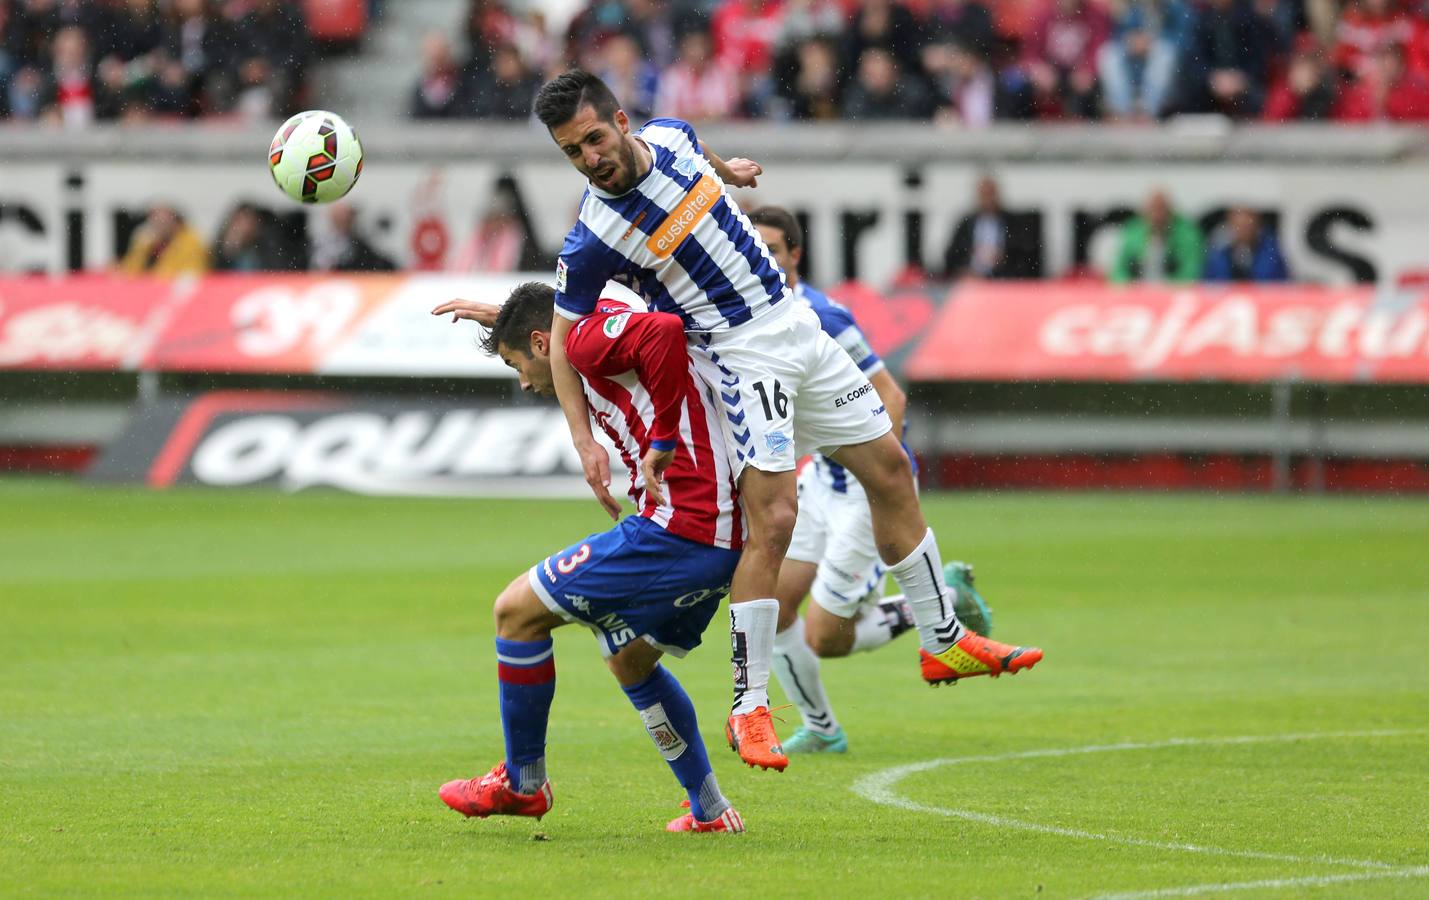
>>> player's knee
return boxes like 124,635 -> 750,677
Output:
808,627 -> 853,658
863,445 -> 914,494
492,581 -> 538,639
750,499 -> 797,554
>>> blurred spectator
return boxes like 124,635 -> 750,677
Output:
232,0 -> 310,119
1334,0 -> 1413,81
469,42 -> 538,120
845,0 -> 921,77
36,25 -> 114,126
711,0 -> 784,76
1022,0 -> 1110,120
1098,0 -> 1190,122
1338,42 -> 1429,121
622,0 -> 678,71
211,202 -> 291,272
450,187 -> 526,273
1204,206 -> 1290,282
843,47 -> 934,120
927,0 -> 998,58
656,29 -> 740,121
1178,0 -> 1274,119
144,51 -> 194,117
780,34 -> 842,120
0,1 -> 12,119
943,175 -> 1043,279
465,0 -> 518,72
774,0 -> 845,52
925,38 -> 998,126
310,204 -> 395,272
410,31 -> 464,119
118,204 -> 210,276
160,0 -> 238,114
1263,41 -> 1339,120
1111,189 -> 1202,283
107,0 -> 164,67
596,32 -> 658,120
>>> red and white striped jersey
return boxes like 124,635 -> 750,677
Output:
565,294 -> 744,550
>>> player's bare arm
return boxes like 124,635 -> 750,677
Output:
431,299 -> 501,326
699,140 -> 761,188
552,315 -> 621,520
869,368 -> 906,440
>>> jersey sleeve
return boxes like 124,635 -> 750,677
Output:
565,309 -> 689,451
553,219 -> 618,321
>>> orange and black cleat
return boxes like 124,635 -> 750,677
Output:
920,631 -> 1043,686
439,762 -> 553,820
725,707 -> 787,771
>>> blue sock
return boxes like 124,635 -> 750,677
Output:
495,636 -> 555,795
622,665 -> 729,822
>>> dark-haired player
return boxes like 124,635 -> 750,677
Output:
430,282 -> 745,832
530,71 -> 1043,771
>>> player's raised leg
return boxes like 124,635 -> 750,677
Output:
606,639 -> 743,833
827,433 -> 1043,684
439,575 -> 564,819
772,557 -> 845,753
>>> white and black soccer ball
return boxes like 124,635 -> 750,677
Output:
268,110 -> 364,204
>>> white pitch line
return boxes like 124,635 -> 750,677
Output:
850,729 -> 1425,875
1090,866 -> 1429,899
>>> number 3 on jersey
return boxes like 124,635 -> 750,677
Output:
556,544 -> 592,574
752,379 -> 789,421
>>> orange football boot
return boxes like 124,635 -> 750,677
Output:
725,707 -> 787,771
667,807 -> 746,833
920,631 -> 1043,686
439,762 -> 553,819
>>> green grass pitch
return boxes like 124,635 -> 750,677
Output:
2,480 -> 1427,897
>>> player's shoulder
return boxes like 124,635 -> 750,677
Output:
799,284 -> 858,331
636,117 -> 700,153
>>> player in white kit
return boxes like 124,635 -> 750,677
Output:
532,71 -> 1042,772
749,207 -> 995,753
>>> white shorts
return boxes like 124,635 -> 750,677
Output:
785,464 -> 885,619
689,303 -> 892,478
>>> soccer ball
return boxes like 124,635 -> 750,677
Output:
268,110 -> 364,204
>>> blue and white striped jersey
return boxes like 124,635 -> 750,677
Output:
552,117 -> 788,333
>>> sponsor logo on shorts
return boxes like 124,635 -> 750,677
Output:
673,586 -> 725,608
595,612 -> 636,648
603,312 -> 631,339
647,175 -> 720,259
834,382 -> 874,408
543,559 -> 556,582
765,431 -> 792,454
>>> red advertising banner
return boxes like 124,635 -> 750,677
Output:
904,283 -> 1429,383
0,276 -> 185,370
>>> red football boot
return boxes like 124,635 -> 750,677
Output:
439,762 -> 553,819
920,630 -> 1043,686
725,707 -> 787,771
667,807 -> 746,833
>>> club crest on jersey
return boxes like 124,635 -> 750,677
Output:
646,174 -> 720,259
674,156 -> 698,178
765,431 -> 792,454
603,312 -> 632,338
555,258 -> 568,291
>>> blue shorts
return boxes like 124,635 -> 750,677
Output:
528,516 -> 740,659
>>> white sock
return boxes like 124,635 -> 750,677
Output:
772,618 -> 839,735
851,610 -> 893,653
852,597 -> 917,653
887,528 -> 964,653
729,598 -> 778,715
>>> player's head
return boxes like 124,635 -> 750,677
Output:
535,69 -> 641,195
749,206 -> 803,287
481,281 -> 557,396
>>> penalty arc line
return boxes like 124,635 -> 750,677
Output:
850,729 -> 1428,878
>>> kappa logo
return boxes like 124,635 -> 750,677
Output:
646,174 -> 720,260
674,156 -> 699,178
565,593 -> 591,614
555,258 -> 568,292
765,431 -> 792,455
603,312 -> 632,338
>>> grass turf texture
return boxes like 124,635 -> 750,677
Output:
2,480 -> 1426,898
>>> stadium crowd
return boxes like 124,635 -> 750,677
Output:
411,0 -> 1429,124
0,0 -> 313,124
